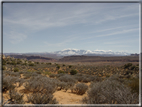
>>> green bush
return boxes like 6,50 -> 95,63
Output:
2,59 -> 6,65
17,61 -> 21,64
29,63 -> 34,66
36,62 -> 40,64
7,61 -> 11,64
22,63 -> 27,65
56,65 -> 60,69
69,65 -> 72,68
14,68 -> 19,72
47,63 -> 51,65
58,70 -> 65,74
124,63 -> 132,69
2,66 -> 6,70
70,69 -> 77,75
49,74 -> 56,78
11,61 -> 17,65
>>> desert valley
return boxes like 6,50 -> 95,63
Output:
1,49 -> 140,105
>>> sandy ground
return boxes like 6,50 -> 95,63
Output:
2,78 -> 91,104
53,89 -> 87,104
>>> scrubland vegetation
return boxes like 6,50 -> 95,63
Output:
2,56 -> 139,104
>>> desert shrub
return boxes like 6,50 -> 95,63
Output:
106,74 -> 125,83
74,75 -> 83,82
62,64 -> 65,66
74,74 -> 102,83
47,62 -> 52,65
58,75 -> 76,90
8,90 -> 24,104
134,66 -> 139,71
124,63 -> 133,69
6,61 -> 11,64
82,79 -> 138,104
49,74 -> 56,78
2,59 -> 6,65
56,65 -> 60,69
35,62 -> 39,64
27,92 -> 58,104
124,70 -> 133,75
22,63 -> 27,65
35,71 -> 41,74
81,77 -> 90,83
31,72 -> 38,76
70,69 -> 77,75
128,78 -> 139,94
14,67 -> 19,72
57,81 -> 74,91
71,83 -> 88,95
23,72 -> 33,79
57,81 -> 68,90
11,61 -> 17,65
55,73 -> 65,78
58,70 -> 65,74
29,63 -> 34,66
18,71 -> 25,74
42,71 -> 51,75
69,65 -> 72,68
58,74 -> 77,83
130,65 -> 136,70
3,76 -> 18,92
17,61 -> 21,64
18,78 -> 25,87
3,71 -> 12,76
24,75 -> 57,94
2,66 -> 6,70
9,72 -> 20,77
92,76 -> 103,82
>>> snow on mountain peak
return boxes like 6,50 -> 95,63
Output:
54,49 -> 130,56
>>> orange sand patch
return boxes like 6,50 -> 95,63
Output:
53,89 -> 87,104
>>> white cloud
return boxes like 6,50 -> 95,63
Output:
95,13 -> 138,24
3,3 -> 138,32
104,38 -> 139,45
84,28 -> 138,39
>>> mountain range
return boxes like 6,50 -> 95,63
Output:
4,48 -> 131,57
52,48 -> 131,56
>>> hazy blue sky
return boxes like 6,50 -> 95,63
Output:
3,3 -> 140,53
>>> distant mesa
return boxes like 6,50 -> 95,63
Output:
130,53 -> 139,56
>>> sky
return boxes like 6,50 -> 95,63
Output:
2,2 -> 140,53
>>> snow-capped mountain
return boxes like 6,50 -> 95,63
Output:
53,48 -> 131,56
